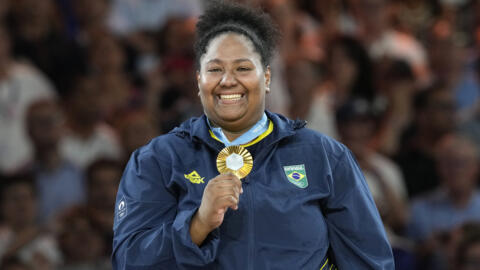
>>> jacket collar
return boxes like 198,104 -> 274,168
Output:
170,111 -> 306,150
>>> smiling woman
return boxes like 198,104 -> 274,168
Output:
111,1 -> 394,270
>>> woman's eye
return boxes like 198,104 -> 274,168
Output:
207,68 -> 222,72
237,67 -> 252,72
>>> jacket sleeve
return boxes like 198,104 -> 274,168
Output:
323,149 -> 395,269
112,149 -> 219,270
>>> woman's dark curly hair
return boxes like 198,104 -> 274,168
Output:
194,0 -> 280,69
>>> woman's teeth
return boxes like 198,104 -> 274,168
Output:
220,94 -> 242,100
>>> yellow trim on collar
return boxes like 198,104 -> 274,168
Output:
209,120 -> 274,147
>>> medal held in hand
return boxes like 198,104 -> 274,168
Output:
216,146 -> 253,179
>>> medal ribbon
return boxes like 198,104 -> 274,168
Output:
208,113 -> 268,146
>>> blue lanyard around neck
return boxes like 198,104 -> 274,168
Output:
208,113 -> 269,146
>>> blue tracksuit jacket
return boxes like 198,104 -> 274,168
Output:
112,111 -> 394,269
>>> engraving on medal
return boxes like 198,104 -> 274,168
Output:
216,145 -> 253,179
226,153 -> 244,170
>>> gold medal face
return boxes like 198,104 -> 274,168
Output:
216,146 -> 253,179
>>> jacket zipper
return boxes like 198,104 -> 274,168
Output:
245,176 -> 255,270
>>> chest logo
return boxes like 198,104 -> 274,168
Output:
283,164 -> 308,188
184,170 -> 205,184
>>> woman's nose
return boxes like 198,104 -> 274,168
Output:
220,71 -> 237,87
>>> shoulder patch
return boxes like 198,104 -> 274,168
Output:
283,164 -> 308,188
117,196 -> 128,220
184,170 -> 205,184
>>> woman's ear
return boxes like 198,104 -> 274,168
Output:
196,70 -> 201,95
265,66 -> 271,93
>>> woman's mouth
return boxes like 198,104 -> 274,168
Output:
218,94 -> 245,104
220,94 -> 243,101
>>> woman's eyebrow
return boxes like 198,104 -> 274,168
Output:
233,58 -> 252,63
206,59 -> 222,64
206,58 -> 252,64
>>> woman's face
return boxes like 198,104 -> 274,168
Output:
197,33 -> 270,133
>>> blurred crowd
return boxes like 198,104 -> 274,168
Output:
0,0 -> 479,269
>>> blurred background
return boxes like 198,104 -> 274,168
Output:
0,0 -> 479,269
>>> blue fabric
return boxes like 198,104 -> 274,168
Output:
112,111 -> 394,270
407,189 -> 480,242
207,112 -> 268,146
35,161 -> 86,223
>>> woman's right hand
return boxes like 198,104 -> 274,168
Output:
190,173 -> 243,246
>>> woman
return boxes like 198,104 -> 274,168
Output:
112,2 -> 394,269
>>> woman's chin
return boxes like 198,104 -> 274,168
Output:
213,108 -> 247,123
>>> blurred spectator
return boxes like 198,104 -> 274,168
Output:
0,174 -> 61,269
286,59 -> 318,120
143,17 -> 196,116
307,35 -> 378,139
279,4 -> 324,120
454,223 -> 480,270
329,35 -> 378,101
116,110 -> 158,159
407,133 -> 480,269
117,3 -> 201,83
150,16 -> 204,131
57,207 -> 110,270
148,57 -> 203,133
396,83 -> 457,197
94,73 -> 134,124
6,0 -> 86,95
153,84 -> 203,134
358,0 -> 431,84
459,58 -> 480,155
25,100 -> 85,224
336,98 -> 414,269
374,59 -> 417,155
85,159 -> 123,257
336,98 -> 408,230
107,0 -> 202,37
426,16 -> 478,117
0,25 -> 56,174
86,33 -> 144,124
60,76 -> 122,169
452,53 -> 480,121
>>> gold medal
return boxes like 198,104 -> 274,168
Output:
216,145 -> 253,179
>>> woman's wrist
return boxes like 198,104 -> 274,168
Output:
189,212 -> 213,246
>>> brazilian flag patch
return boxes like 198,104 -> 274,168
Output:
283,164 -> 308,188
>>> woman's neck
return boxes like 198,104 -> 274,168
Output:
222,128 -> 249,142
221,113 -> 267,142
